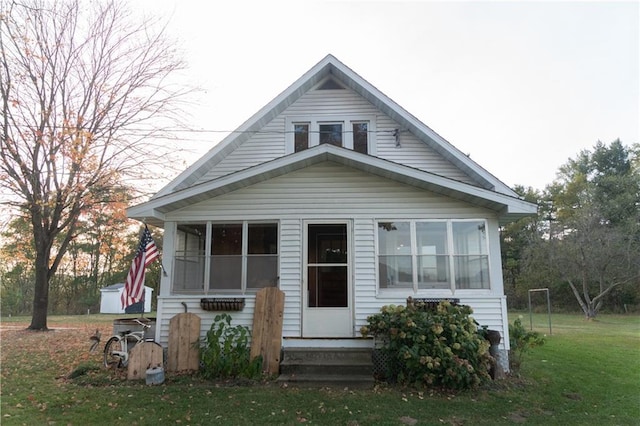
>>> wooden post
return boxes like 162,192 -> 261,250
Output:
167,312 -> 201,372
250,287 -> 285,375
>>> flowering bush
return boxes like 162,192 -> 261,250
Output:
361,301 -> 492,390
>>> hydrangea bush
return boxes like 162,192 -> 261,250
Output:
361,301 -> 492,390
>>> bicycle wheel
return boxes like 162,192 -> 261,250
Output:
103,336 -> 124,368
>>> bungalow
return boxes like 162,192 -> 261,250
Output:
128,54 -> 537,371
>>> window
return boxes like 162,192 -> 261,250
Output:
353,122 -> 368,154
173,222 -> 278,294
319,123 -> 343,146
210,224 -> 243,290
294,123 -> 309,152
452,222 -> 489,289
416,222 -> 450,289
285,116 -> 375,155
174,224 -> 206,291
377,220 -> 490,292
246,223 -> 278,289
378,222 -> 412,288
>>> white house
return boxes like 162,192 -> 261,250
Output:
128,55 -> 537,368
99,283 -> 153,314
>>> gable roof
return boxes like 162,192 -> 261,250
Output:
153,54 -> 518,199
129,144 -> 537,227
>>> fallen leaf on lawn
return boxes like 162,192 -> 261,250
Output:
399,416 -> 418,425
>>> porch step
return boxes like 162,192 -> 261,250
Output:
277,348 -> 374,388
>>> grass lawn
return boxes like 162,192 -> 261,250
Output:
1,312 -> 638,425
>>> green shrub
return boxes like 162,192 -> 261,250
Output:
199,313 -> 262,380
508,316 -> 545,371
361,301 -> 492,390
67,362 -> 101,379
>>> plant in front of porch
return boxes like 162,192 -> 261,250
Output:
199,314 -> 263,380
361,301 -> 492,390
508,316 -> 546,372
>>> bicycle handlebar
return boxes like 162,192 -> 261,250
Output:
132,318 -> 151,329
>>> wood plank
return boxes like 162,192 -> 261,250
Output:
250,287 -> 285,375
167,312 -> 201,372
127,341 -> 163,380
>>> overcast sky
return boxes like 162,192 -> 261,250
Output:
135,0 -> 639,191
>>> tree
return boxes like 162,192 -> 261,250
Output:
0,0 -> 188,329
539,141 -> 639,318
500,185 -> 542,308
0,216 -> 35,315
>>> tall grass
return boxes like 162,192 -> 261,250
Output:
1,313 -> 638,425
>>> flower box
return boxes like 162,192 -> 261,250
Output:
200,298 -> 245,311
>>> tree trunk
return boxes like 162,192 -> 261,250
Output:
28,252 -> 50,330
584,303 -> 598,320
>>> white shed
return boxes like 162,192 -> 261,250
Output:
99,283 -> 153,314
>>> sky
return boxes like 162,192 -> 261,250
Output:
134,0 -> 639,191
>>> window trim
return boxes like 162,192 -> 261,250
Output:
172,220 -> 280,295
375,219 -> 491,295
286,115 -> 376,155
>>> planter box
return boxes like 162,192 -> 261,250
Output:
200,298 -> 245,311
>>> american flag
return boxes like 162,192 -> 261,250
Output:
121,226 -> 159,309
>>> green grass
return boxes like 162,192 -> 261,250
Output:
1,313 -> 638,425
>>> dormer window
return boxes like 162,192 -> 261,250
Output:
319,123 -> 343,146
294,123 -> 309,152
353,122 -> 368,154
286,115 -> 376,155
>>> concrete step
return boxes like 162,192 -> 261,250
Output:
277,347 -> 374,388
277,373 -> 375,388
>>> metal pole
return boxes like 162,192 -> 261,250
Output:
528,290 -> 533,331
546,288 -> 552,335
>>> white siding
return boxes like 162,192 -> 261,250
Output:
154,161 -> 509,349
280,219 -> 302,337
194,88 -> 474,185
155,296 -> 257,346
171,163 -> 488,221
351,292 -> 510,351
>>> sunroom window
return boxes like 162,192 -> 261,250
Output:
452,221 -> 489,289
377,222 -> 412,288
174,224 -> 206,291
173,222 -> 278,294
377,220 -> 490,292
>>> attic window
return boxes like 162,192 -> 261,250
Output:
285,115 -> 376,155
317,78 -> 344,90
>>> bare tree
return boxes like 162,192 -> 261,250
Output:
552,208 -> 639,319
0,0 -> 189,329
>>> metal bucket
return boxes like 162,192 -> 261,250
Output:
145,366 -> 165,385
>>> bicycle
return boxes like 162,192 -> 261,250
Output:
103,318 -> 154,368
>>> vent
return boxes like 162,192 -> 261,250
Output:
317,78 -> 344,90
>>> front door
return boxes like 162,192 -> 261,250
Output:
302,222 -> 353,337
